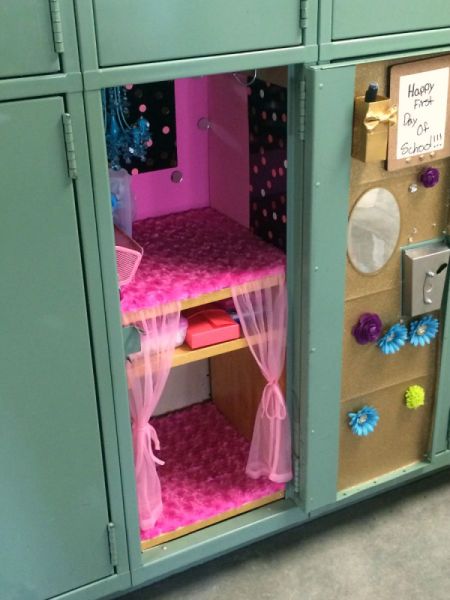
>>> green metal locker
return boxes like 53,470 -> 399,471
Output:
0,1 -> 61,79
0,96 -> 114,599
2,2 -> 450,599
91,0 -> 306,67
332,0 -> 450,40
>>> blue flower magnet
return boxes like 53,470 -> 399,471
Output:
377,323 -> 408,355
348,406 -> 380,437
409,315 -> 439,347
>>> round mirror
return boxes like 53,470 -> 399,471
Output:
348,187 -> 400,274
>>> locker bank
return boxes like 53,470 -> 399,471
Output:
1,2 -> 450,598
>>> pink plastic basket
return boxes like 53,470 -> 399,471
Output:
114,226 -> 143,287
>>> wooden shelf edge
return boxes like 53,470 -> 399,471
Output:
180,288 -> 233,311
173,337 -> 248,367
122,273 -> 283,326
140,490 -> 285,551
127,337 -> 248,378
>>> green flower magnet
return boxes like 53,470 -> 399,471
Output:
405,385 -> 425,410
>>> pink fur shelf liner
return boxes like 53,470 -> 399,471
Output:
120,207 -> 286,313
141,401 -> 285,542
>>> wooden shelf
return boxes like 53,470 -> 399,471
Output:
129,336 -> 248,376
123,274 -> 282,370
173,337 -> 248,367
179,288 -> 233,311
141,490 -> 285,551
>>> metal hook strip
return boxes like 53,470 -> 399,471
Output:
233,69 -> 258,87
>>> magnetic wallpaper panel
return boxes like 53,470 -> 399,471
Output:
338,57 -> 450,490
248,78 -> 287,251
116,81 -> 177,174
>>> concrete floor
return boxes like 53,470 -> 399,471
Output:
122,470 -> 450,600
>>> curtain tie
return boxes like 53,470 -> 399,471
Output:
262,381 -> 286,420
133,422 -> 165,466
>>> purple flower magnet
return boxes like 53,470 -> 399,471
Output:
419,167 -> 440,188
352,313 -> 383,345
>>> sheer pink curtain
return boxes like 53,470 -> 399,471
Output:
231,274 -> 292,483
126,303 -> 181,530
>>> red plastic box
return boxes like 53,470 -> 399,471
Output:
184,306 -> 240,349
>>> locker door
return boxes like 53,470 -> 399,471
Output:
300,58 -> 450,511
0,97 -> 113,599
337,58 -> 450,490
332,0 -> 450,40
92,0 -> 303,67
0,1 -> 61,79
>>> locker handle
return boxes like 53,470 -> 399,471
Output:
423,270 -> 435,305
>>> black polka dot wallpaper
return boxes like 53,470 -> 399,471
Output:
248,79 -> 287,252
114,81 -> 177,174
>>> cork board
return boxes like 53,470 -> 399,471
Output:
338,375 -> 435,490
338,56 -> 450,490
346,160 -> 450,301
342,291 -> 439,401
387,55 -> 450,171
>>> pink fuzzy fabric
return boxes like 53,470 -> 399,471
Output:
121,208 -> 286,313
141,401 -> 285,542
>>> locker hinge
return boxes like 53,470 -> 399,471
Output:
62,113 -> 78,180
50,0 -> 65,54
107,522 -> 119,568
298,79 -> 306,141
294,456 -> 301,494
300,0 -> 308,30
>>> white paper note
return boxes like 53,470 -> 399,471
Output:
396,66 -> 449,160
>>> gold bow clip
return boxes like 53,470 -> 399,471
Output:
364,105 -> 398,132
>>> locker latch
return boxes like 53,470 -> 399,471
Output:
402,242 -> 450,317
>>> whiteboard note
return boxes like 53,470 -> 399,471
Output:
396,67 -> 449,159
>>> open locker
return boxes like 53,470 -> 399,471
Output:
82,46 -> 450,586
98,66 -> 297,550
